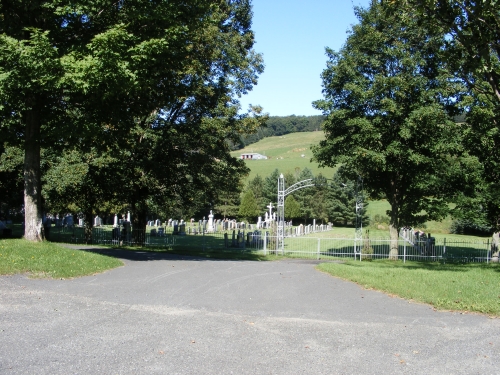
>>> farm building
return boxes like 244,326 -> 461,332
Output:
240,152 -> 268,160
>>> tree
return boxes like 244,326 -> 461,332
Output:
214,191 -> 241,219
0,145 -> 24,221
262,168 -> 280,210
284,195 -> 301,220
238,189 -> 260,222
42,148 -> 120,243
327,170 -> 356,226
246,174 -> 265,212
401,0 -> 500,246
400,0 -> 500,104
0,0 -> 263,241
293,168 -> 315,223
313,1 -> 464,258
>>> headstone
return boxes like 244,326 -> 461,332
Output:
179,223 -> 186,236
79,218 -> 84,227
238,230 -> 244,248
158,227 -> 165,237
231,230 -> 236,247
208,210 -> 214,232
127,211 -> 131,222
64,215 -> 74,227
123,222 -> 131,242
173,224 -> 179,235
112,227 -> 120,243
114,214 -> 118,227
151,229 -> 157,237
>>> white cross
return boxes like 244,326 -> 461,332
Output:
267,202 -> 274,219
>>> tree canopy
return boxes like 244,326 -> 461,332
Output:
313,0 -> 464,257
0,0 -> 264,240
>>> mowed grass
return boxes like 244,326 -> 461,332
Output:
231,131 -> 337,181
0,239 -> 123,278
318,260 -> 500,315
232,133 -> 461,234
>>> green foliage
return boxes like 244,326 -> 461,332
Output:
238,189 -> 260,222
262,169 -> 280,209
284,195 -> 301,219
0,0 -> 265,238
0,145 -> 23,219
401,0 -> 500,232
313,1 -> 465,248
214,191 -> 241,219
246,174 -> 265,211
450,219 -> 493,236
292,168 -> 315,222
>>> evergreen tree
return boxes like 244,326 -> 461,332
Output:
238,190 -> 260,222
262,169 -> 280,209
293,168 -> 315,223
246,174 -> 265,212
284,195 -> 301,220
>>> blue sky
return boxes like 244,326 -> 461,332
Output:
239,0 -> 371,117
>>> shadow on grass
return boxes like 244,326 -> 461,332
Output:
63,245 -> 271,262
336,259 -> 500,272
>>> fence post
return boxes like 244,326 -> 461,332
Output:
403,238 -> 406,263
487,239 -> 490,264
317,237 -> 320,260
443,238 -> 446,260
263,231 -> 267,256
202,228 -> 205,251
354,239 -> 357,261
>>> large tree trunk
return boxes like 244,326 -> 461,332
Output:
24,106 -> 44,241
132,203 -> 148,246
388,224 -> 399,260
388,182 -> 400,260
84,211 -> 94,244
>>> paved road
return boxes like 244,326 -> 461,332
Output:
1,248 -> 499,374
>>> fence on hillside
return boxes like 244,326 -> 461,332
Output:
45,224 -> 496,263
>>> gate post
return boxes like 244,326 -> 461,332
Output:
263,231 -> 267,256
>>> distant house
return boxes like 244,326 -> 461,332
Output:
240,152 -> 268,160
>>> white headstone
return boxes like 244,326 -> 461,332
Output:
113,214 -> 118,227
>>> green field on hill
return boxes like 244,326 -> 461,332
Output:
230,131 -> 337,181
232,132 -> 469,236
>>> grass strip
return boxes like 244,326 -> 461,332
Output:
317,260 -> 500,316
0,239 -> 123,278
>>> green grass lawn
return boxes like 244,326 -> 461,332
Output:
318,260 -> 500,316
0,238 -> 123,278
231,131 -> 337,181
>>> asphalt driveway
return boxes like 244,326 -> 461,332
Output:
1,247 -> 498,374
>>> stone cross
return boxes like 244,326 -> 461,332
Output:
267,202 -> 274,220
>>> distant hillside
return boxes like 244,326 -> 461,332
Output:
230,131 -> 337,181
230,115 -> 325,150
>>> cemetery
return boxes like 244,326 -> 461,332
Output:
43,204 -> 492,263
